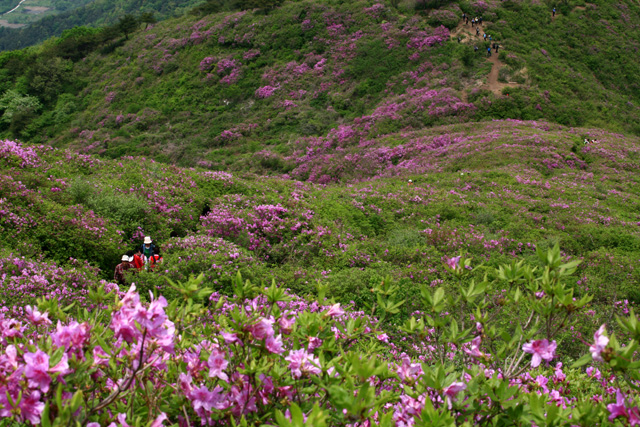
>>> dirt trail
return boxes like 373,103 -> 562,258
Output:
451,21 -> 521,95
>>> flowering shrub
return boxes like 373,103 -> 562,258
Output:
255,85 -> 279,99
1,246 -> 638,425
0,140 -> 40,168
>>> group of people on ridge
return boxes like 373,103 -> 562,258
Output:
462,13 -> 499,57
114,236 -> 163,285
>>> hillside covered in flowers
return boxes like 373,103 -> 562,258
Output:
1,0 -> 640,425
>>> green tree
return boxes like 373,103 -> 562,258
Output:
0,90 -> 42,124
140,12 -> 157,29
117,15 -> 139,40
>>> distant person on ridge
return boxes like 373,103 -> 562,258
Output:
141,236 -> 155,264
114,255 -> 132,286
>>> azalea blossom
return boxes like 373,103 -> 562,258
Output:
522,339 -> 556,367
442,382 -> 466,409
445,256 -> 461,270
607,389 -> 640,425
249,317 -> 275,340
207,350 -> 229,382
463,336 -> 489,359
397,354 -> 423,382
590,324 -> 609,362
25,306 -> 51,326
285,349 -> 321,378
266,334 -> 284,354
326,303 -> 345,317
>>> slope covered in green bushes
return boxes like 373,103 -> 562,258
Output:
0,0 -> 638,168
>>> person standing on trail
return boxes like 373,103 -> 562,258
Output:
148,247 -> 163,271
131,248 -> 144,270
495,44 -> 500,52
474,46 -> 479,53
479,16 -> 483,25
141,236 -> 155,264
114,255 -> 132,286
466,16 -> 469,25
489,35 -> 492,42
462,12 -> 466,21
487,47 -> 491,57
457,36 -> 461,43
483,33 -> 487,41
476,27 -> 480,36
553,7 -> 556,17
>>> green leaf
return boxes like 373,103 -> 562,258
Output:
571,352 -> 592,368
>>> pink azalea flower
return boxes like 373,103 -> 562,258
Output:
207,350 -> 229,382
445,256 -> 461,269
221,331 -> 241,344
23,350 -> 52,392
279,315 -> 295,334
442,382 -> 466,409
326,304 -> 345,317
18,391 -> 45,424
443,382 -> 466,398
397,354 -> 423,382
307,336 -> 322,351
377,333 -> 389,343
285,349 -> 321,378
608,390 -> 629,421
590,324 -> 609,362
554,362 -> 566,382
463,336 -> 488,359
149,412 -> 168,427
249,317 -> 274,340
266,334 -> 284,354
522,339 -> 556,367
25,306 -> 51,326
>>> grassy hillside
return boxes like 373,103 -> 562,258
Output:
2,2 -> 640,424
2,119 -> 639,339
0,0 -> 637,168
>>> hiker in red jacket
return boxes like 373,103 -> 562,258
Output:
132,248 -> 144,270
148,247 -> 163,271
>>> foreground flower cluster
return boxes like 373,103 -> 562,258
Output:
1,247 -> 640,426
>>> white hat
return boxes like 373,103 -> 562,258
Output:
144,236 -> 152,244
121,255 -> 129,261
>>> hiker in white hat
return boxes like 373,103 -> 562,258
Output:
114,255 -> 133,285
141,236 -> 155,265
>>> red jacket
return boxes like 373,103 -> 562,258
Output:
132,254 -> 144,270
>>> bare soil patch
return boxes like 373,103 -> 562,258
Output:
24,6 -> 50,13
0,19 -> 25,28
